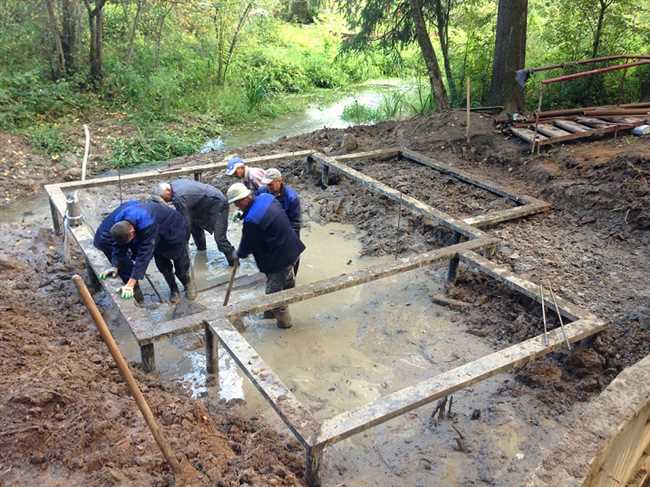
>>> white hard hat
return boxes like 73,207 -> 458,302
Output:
227,182 -> 251,203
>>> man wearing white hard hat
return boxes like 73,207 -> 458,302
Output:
225,155 -> 266,190
227,182 -> 305,328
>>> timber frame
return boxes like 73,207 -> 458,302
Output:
45,148 -> 604,486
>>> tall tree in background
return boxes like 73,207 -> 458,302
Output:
342,0 -> 449,111
488,0 -> 527,113
410,0 -> 449,109
431,0 -> 457,105
83,0 -> 108,86
592,0 -> 616,58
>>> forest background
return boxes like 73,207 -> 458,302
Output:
1,0 -> 649,168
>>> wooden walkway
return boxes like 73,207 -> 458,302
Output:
510,115 -> 647,147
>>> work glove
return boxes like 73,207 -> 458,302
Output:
99,267 -> 118,280
226,250 -> 239,267
118,285 -> 135,300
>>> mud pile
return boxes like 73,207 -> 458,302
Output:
0,225 -> 304,486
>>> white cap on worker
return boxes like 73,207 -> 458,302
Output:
227,182 -> 251,203
261,168 -> 282,185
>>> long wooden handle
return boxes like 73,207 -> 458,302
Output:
72,274 -> 183,474
223,261 -> 239,306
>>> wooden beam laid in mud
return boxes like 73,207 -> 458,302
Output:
332,147 -> 401,162
209,318 -> 321,448
459,250 -> 595,322
462,201 -> 550,228
311,152 -> 485,239
51,150 -> 315,191
224,237 -> 497,319
313,317 -> 607,448
400,148 -> 541,206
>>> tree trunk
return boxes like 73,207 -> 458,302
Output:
60,0 -> 78,72
126,0 -> 143,64
433,0 -> 457,105
488,0 -> 528,113
84,0 -> 106,86
222,1 -> 254,83
409,0 -> 449,111
44,0 -> 66,78
591,0 -> 608,58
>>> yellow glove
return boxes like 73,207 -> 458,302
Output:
118,285 -> 135,300
99,267 -> 118,280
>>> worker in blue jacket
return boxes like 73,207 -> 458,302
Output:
256,168 -> 301,237
94,200 -> 196,303
227,182 -> 305,329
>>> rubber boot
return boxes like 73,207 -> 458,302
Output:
162,273 -> 181,304
274,307 -> 293,329
263,309 -> 274,319
184,278 -> 198,301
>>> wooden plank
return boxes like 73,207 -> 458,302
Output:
459,250 -> 594,321
224,237 -> 497,319
553,120 -> 592,133
138,309 -> 216,344
462,201 -> 551,228
401,148 -> 537,205
209,318 -> 321,447
536,123 -> 572,138
598,116 -> 646,125
54,150 -> 314,191
311,152 -> 485,239
332,148 -> 401,162
510,127 -> 549,144
314,317 -> 607,448
575,116 -> 615,128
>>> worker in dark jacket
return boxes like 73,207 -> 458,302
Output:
227,182 -> 305,329
94,200 -> 196,303
158,179 -> 236,266
256,167 -> 302,282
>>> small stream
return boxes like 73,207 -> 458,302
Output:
200,79 -> 414,151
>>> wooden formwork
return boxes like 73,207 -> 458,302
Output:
45,147 -> 605,486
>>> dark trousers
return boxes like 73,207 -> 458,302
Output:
265,264 -> 296,312
154,245 -> 191,290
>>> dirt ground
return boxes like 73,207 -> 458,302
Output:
1,110 -> 649,485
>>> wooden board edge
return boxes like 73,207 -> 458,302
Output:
313,317 -> 607,448
210,318 -> 321,448
225,237 -> 498,319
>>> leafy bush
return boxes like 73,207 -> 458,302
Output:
111,127 -> 205,167
28,125 -> 71,156
342,99 -> 379,123
0,71 -> 92,129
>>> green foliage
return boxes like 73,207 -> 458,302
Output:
27,125 -> 71,156
342,99 -> 379,123
111,126 -> 206,167
0,71 -> 93,129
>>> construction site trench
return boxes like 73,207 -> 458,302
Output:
1,111 -> 649,486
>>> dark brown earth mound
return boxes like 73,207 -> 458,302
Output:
0,226 -> 304,486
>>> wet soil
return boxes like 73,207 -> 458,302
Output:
2,109 -> 650,485
0,224 -> 305,486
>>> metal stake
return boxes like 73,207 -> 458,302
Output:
546,281 -> 572,351
539,284 -> 549,346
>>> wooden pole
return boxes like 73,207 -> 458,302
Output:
72,275 -> 184,474
223,260 -> 239,306
466,77 -> 471,144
